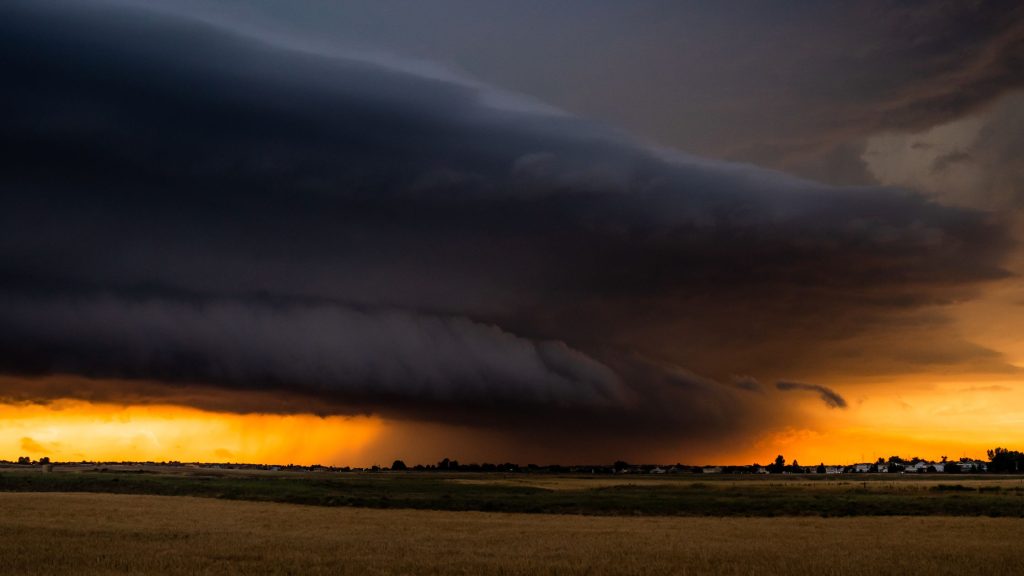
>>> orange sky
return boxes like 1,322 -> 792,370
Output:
738,376 -> 1024,465
3,371 -> 1023,466
0,400 -> 384,466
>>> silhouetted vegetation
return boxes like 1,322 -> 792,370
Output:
988,448 -> 1024,473
3,445 -> 1022,478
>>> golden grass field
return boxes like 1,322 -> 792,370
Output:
2,492 -> 1023,575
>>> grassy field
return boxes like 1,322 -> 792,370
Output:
1,492 -> 1022,575
3,467 -> 1024,516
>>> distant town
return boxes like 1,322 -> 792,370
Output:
6,447 -> 1024,475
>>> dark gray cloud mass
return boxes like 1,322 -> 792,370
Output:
0,295 -> 627,415
0,1 -> 1014,451
775,381 -> 848,410
149,0 -> 1023,186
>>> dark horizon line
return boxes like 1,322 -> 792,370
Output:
5,453 -> 1015,473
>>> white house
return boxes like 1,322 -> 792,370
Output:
959,460 -> 987,472
903,462 -> 927,473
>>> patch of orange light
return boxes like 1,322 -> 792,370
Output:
736,377 -> 1024,465
0,400 -> 384,466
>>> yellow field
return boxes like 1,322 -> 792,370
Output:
1,493 -> 1022,575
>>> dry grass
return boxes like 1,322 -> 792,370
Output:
447,477 -> 692,490
6,470 -> 1024,516
1,493 -> 1023,575
450,475 -> 1024,492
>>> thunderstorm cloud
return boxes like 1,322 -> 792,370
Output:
0,1 -> 1016,455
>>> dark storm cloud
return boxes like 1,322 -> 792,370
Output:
165,0 -> 1023,187
859,1 -> 1024,130
731,376 -> 764,394
0,295 -> 627,412
702,1 -> 1024,184
931,151 -> 973,174
0,2 -> 1013,447
775,382 -> 848,410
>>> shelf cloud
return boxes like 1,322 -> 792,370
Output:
0,1 -> 1015,455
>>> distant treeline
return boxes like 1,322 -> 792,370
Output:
6,448 -> 1024,474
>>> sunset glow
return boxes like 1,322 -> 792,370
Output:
4,374 -> 1023,466
0,401 -> 383,466
744,378 -> 1024,465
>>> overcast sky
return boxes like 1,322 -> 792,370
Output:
1,0 -> 1022,464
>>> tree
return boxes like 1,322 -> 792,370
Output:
988,447 -> 1024,473
816,463 -> 826,474
39,456 -> 50,465
613,460 -> 630,472
390,459 -> 407,471
768,455 -> 786,474
16,456 -> 30,465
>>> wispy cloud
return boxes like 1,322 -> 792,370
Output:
776,381 -> 848,409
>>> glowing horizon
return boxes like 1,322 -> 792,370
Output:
4,374 -> 1022,467
0,400 -> 384,466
